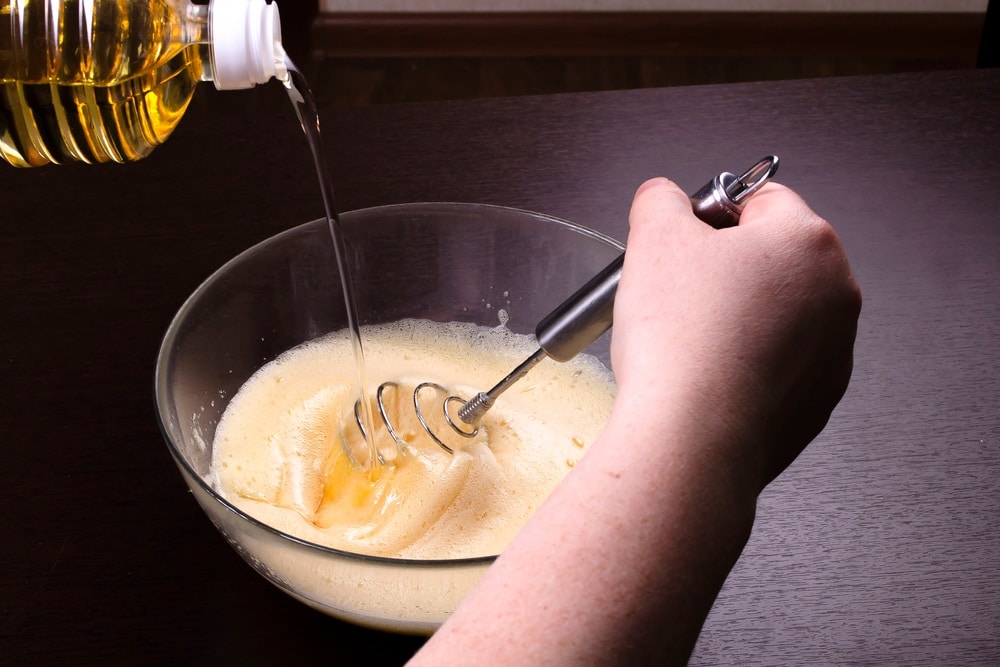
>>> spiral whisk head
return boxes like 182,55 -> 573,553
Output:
350,381 -> 482,461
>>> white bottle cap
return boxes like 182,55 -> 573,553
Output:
210,0 -> 288,90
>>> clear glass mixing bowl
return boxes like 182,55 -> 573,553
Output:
155,203 -> 624,634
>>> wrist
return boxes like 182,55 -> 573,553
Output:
604,380 -> 768,501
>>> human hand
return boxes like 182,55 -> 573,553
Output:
610,177 -> 861,493
409,178 -> 859,667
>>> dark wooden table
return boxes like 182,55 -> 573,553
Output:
2,69 -> 997,666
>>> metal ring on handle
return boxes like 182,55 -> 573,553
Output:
726,155 -> 780,204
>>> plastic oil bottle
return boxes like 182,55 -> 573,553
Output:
0,0 -> 287,167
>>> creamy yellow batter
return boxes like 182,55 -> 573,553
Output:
211,319 -> 615,560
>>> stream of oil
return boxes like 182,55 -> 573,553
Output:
282,59 -> 379,471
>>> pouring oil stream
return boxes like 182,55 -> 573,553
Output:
281,58 -> 381,473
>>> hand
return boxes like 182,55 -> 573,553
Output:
410,178 -> 861,667
611,177 -> 861,492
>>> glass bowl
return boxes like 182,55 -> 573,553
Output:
154,202 -> 624,634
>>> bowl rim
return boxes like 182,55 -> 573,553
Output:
154,201 -> 625,568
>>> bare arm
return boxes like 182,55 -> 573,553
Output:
409,178 -> 861,666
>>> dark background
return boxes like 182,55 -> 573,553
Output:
205,3 -> 996,110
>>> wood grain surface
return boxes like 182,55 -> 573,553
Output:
1,69 -> 997,665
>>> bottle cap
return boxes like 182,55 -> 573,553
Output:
210,0 -> 288,90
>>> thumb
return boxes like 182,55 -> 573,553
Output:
628,177 -> 704,241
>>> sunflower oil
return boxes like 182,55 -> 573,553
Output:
0,0 -> 285,167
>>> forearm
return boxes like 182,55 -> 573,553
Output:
409,395 -> 758,666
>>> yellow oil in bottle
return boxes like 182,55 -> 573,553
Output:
1,0 -> 208,166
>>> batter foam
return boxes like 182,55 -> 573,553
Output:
211,319 -> 615,559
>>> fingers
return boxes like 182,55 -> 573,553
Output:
744,183 -> 862,308
737,182 -> 822,233
630,179 -> 811,240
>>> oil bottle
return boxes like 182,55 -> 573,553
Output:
0,0 -> 286,167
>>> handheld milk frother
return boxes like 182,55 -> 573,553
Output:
355,156 -> 780,454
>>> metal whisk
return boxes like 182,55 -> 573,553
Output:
355,156 -> 780,454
